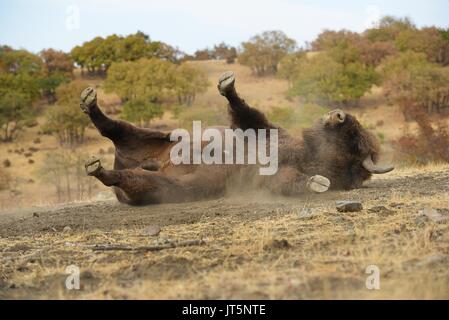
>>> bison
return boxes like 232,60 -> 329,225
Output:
80,71 -> 393,205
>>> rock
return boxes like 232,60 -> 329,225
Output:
32,212 -> 39,218
28,159 -> 34,164
403,254 -> 448,269
263,239 -> 291,251
368,206 -> 394,215
419,208 -> 449,223
63,226 -> 72,233
415,254 -> 448,267
298,208 -> 314,219
414,214 -> 428,226
336,201 -> 363,212
389,202 -> 404,209
142,225 -> 161,237
3,159 -> 11,167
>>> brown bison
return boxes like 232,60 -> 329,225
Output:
80,71 -> 393,205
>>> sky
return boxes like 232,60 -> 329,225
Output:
0,0 -> 448,54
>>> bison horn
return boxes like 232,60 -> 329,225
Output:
362,156 -> 394,174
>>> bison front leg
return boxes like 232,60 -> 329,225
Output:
80,88 -> 171,157
260,166 -> 330,196
218,71 -> 276,131
85,156 -> 189,205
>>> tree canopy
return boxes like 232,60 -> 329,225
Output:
239,31 -> 297,76
70,32 -> 182,75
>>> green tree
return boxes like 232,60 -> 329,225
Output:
43,80 -> 90,146
239,31 -> 297,76
0,47 -> 42,142
0,90 -> 35,141
174,63 -> 209,106
105,58 -> 177,103
121,99 -> 164,127
70,32 -> 182,76
395,27 -> 449,66
364,16 -> 415,42
288,53 -> 378,107
278,51 -> 306,88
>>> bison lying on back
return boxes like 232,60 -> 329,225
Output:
80,72 -> 393,205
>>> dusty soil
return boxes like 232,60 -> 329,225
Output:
1,164 -> 449,299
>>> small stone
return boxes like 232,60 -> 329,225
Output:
3,159 -> 11,167
368,206 -> 394,215
263,239 -> 291,251
32,212 -> 39,218
63,226 -> 72,233
419,208 -> 449,223
336,201 -> 363,212
142,225 -> 161,237
298,208 -> 314,219
389,202 -> 404,209
414,214 -> 428,226
415,254 -> 448,267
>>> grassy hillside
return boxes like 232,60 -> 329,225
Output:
0,60 -> 441,209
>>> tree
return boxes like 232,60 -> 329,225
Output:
38,48 -> 74,104
43,80 -> 91,146
213,43 -> 237,63
364,16 -> 415,43
311,30 -> 359,51
311,29 -> 396,67
40,49 -> 73,76
0,47 -> 41,142
191,43 -> 237,63
0,90 -> 34,141
174,63 -> 209,106
239,31 -> 297,76
121,99 -> 164,127
395,27 -> 449,66
382,51 -> 449,116
288,53 -> 378,107
278,51 -> 306,88
70,32 -> 182,76
105,58 -> 177,103
105,58 -> 209,124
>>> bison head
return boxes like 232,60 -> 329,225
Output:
301,109 -> 394,189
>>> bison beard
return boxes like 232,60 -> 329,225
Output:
80,72 -> 393,205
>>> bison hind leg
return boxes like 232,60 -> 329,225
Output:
218,71 -> 236,96
80,87 -> 97,115
85,155 -> 102,176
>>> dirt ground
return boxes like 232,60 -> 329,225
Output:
1,163 -> 448,299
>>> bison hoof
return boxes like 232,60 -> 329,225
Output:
85,156 -> 102,176
80,87 -> 97,114
307,175 -> 330,193
218,71 -> 235,96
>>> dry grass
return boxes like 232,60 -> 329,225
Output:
1,163 -> 448,299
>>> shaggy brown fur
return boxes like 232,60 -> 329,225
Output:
80,73 -> 392,205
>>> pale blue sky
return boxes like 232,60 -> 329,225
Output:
0,0 -> 448,54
